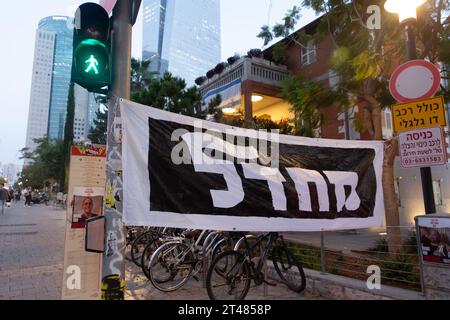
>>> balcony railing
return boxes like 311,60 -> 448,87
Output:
199,57 -> 291,96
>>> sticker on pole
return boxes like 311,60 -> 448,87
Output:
389,60 -> 441,103
399,127 -> 447,168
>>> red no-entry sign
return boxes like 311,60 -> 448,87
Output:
389,60 -> 441,103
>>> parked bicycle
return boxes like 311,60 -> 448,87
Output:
205,232 -> 306,300
145,229 -> 233,292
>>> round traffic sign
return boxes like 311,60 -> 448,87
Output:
389,60 -> 441,103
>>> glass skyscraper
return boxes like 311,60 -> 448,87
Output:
39,16 -> 73,140
142,0 -> 221,86
25,16 -> 73,160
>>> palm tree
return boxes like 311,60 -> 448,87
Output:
131,58 -> 159,93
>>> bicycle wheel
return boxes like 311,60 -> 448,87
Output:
141,238 -> 161,280
273,245 -> 306,293
210,237 -> 234,274
131,231 -> 155,267
125,228 -> 139,262
206,251 -> 251,300
149,241 -> 194,292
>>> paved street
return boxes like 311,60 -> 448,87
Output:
1,203 -> 385,300
283,229 -> 385,252
0,202 -> 399,301
0,204 -> 319,300
125,259 -> 319,300
0,202 -> 66,300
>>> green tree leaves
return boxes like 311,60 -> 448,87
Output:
19,137 -> 65,189
132,72 -> 203,118
88,105 -> 108,145
351,51 -> 382,81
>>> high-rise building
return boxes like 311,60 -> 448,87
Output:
74,84 -> 89,142
25,28 -> 56,153
39,16 -> 74,140
86,94 -> 101,137
142,0 -> 221,85
74,84 -> 100,143
25,16 -> 73,159
0,163 -> 21,185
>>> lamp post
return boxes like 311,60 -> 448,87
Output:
384,0 -> 436,215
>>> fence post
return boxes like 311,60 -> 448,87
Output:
320,230 -> 326,274
415,219 -> 427,297
263,259 -> 268,297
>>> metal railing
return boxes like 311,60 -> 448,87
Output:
282,226 -> 423,294
199,57 -> 291,97
124,226 -> 425,298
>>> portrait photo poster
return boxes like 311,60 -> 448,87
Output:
71,187 -> 104,229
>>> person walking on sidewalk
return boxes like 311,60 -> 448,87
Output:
24,187 -> 32,207
0,182 -> 9,215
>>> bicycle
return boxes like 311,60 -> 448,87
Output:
140,227 -> 185,279
146,229 -> 234,292
205,232 -> 306,300
147,230 -> 208,292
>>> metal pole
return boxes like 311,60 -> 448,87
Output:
101,0 -> 132,300
320,230 -> 325,274
414,218 -> 426,297
403,20 -> 436,215
263,259 -> 268,297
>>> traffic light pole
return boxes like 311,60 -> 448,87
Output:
404,20 -> 436,215
101,0 -> 132,300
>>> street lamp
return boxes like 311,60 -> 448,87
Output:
384,0 -> 426,24
384,0 -> 436,215
384,0 -> 426,60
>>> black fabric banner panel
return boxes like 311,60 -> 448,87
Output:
148,117 -> 376,219
121,100 -> 384,231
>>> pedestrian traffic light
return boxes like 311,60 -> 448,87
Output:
72,3 -> 111,92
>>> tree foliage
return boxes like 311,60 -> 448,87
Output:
280,75 -> 338,137
61,81 -> 75,191
88,95 -> 108,145
132,72 -> 203,117
257,0 -> 449,138
19,137 -> 64,189
131,58 -> 159,93
88,59 -> 205,146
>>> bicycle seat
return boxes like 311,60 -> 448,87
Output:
183,229 -> 201,239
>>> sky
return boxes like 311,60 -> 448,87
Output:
0,0 -> 317,167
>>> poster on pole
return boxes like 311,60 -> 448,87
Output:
61,145 -> 107,300
71,187 -> 104,229
121,99 -> 385,232
418,216 -> 450,265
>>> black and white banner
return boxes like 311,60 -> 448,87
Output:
121,99 -> 384,231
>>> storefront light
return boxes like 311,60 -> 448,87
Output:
222,107 -> 237,114
251,95 -> 263,102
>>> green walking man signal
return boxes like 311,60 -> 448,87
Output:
85,55 -> 99,74
72,3 -> 111,93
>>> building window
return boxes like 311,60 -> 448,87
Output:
432,180 -> 443,206
301,40 -> 316,66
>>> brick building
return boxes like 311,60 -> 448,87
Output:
198,17 -> 393,141
197,17 -> 450,226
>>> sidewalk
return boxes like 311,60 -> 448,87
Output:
0,203 -> 318,300
125,262 -> 319,300
0,202 -> 65,300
